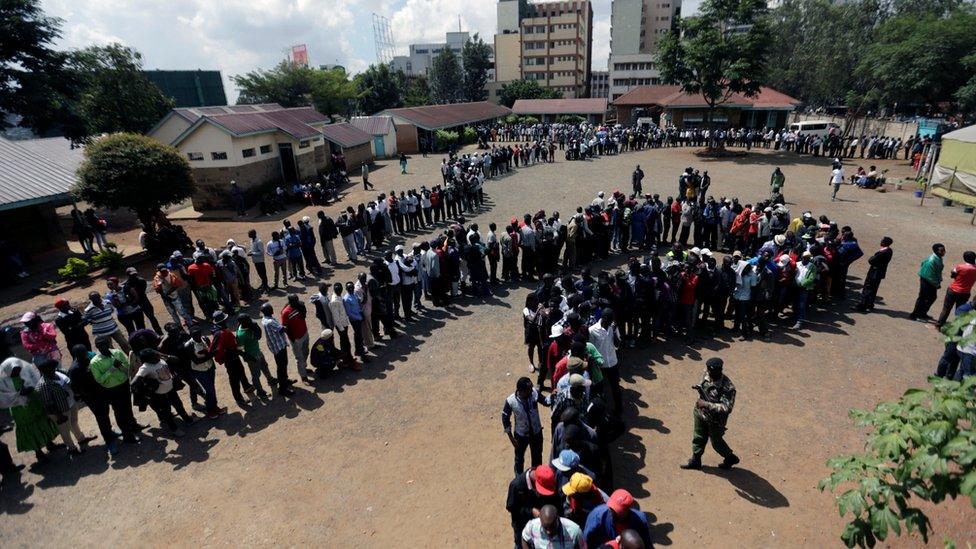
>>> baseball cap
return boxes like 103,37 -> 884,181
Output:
732,250 -> 743,258
20,311 -> 37,323
802,250 -> 813,258
562,473 -> 595,496
395,244 -> 404,252
701,248 -> 712,257
778,255 -> 791,266
125,267 -> 138,275
534,465 -> 557,496
552,449 -> 581,472
607,489 -> 635,515
706,357 -> 724,371
54,299 -> 69,309
320,329 -> 334,340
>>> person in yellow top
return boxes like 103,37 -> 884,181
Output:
89,338 -> 140,444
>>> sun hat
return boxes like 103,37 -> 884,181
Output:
607,489 -> 635,515
774,234 -> 786,246
212,311 -> 228,324
320,329 -> 334,340
802,250 -> 813,258
552,449 -> 581,472
562,472 -> 595,496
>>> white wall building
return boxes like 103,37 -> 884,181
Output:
607,0 -> 679,100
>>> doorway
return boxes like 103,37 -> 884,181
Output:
373,136 -> 385,157
278,143 -> 299,183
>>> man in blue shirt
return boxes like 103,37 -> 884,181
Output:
583,488 -> 653,548
283,227 -> 306,280
342,281 -> 367,360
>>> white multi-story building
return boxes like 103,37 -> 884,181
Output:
390,32 -> 495,80
607,0 -> 679,100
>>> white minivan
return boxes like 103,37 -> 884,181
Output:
789,120 -> 841,138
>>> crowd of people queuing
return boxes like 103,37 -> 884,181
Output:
486,121 -> 931,165
1,118 -> 967,547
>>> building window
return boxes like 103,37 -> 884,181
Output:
415,48 -> 428,53
187,152 -> 203,161
299,140 -> 310,149
211,152 -> 227,161
260,144 -> 272,154
242,148 -> 255,158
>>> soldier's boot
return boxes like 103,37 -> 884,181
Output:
679,457 -> 702,470
718,454 -> 740,469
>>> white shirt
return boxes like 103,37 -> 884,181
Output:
588,322 -> 618,369
831,168 -> 845,184
136,360 -> 175,394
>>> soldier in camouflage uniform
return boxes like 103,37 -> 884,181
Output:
680,357 -> 740,470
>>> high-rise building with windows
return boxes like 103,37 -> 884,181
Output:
607,0 -> 680,100
493,0 -> 594,99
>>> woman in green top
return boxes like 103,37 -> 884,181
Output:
0,358 -> 59,462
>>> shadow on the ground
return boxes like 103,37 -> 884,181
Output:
702,465 -> 790,508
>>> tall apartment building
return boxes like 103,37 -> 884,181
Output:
607,0 -> 679,100
493,0 -> 594,99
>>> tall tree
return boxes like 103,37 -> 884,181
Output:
68,44 -> 174,137
656,0 -> 770,149
853,11 -> 976,111
74,133 -> 195,241
355,64 -> 403,114
766,0 -> 880,108
0,0 -> 85,138
233,61 -> 358,118
461,33 -> 493,102
403,74 -> 433,107
429,49 -> 463,104
497,80 -> 562,108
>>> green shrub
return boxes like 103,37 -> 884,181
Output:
91,243 -> 123,270
519,115 -> 540,125
557,114 -> 586,125
434,129 -> 459,151
58,258 -> 91,280
504,114 -> 520,124
462,126 -> 478,144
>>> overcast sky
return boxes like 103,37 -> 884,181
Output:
41,0 -> 611,103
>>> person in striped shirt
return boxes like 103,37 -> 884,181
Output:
260,303 -> 295,397
83,292 -> 130,353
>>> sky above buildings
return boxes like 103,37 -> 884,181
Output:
42,0 -> 612,102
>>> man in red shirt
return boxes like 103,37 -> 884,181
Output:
545,326 -> 572,391
937,251 -> 976,327
187,257 -> 218,317
677,267 -> 699,343
281,293 -> 312,384
210,311 -> 254,407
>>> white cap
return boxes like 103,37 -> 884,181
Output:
690,247 -> 701,255
701,248 -> 712,257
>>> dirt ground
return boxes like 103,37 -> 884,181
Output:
1,143 -> 974,548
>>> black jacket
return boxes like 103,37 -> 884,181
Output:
318,217 -> 339,240
506,472 -> 563,538
867,247 -> 893,280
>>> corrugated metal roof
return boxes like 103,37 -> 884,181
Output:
378,101 -> 511,130
350,116 -> 395,136
512,98 -> 608,115
321,123 -> 372,148
14,137 -> 85,174
612,85 -> 800,109
0,137 -> 76,211
173,103 -> 284,123
172,107 -> 332,145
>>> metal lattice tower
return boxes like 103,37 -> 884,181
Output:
372,13 -> 396,64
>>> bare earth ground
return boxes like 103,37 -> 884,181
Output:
1,144 -> 973,548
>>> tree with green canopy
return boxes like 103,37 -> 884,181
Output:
355,64 -> 403,114
497,80 -> 562,108
74,133 -> 195,241
461,34 -> 493,102
68,44 -> 174,137
656,0 -> 770,149
403,74 -> 433,107
232,61 -> 358,119
429,49 -> 464,104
